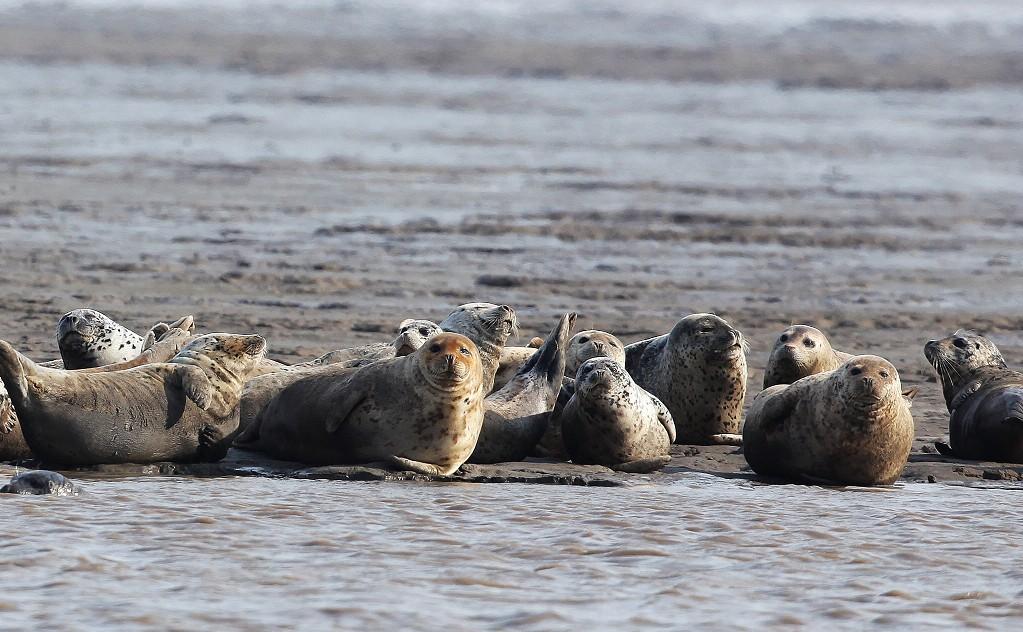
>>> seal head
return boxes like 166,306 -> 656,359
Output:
1,470 -> 80,496
567,330 -> 625,375
57,309 -> 145,369
440,303 -> 519,391
763,325 -> 849,388
394,319 -> 443,357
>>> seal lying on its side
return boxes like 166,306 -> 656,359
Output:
763,325 -> 852,388
54,310 -> 195,369
743,355 -> 915,486
0,333 -> 266,466
0,470 -> 80,495
469,312 -> 576,464
440,303 -> 518,393
925,330 -> 1023,462
625,314 -> 748,445
296,319 -> 441,368
236,333 -> 486,476
561,358 -> 675,473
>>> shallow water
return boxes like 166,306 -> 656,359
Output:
2,473 -> 1021,630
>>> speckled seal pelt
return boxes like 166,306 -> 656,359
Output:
624,313 -> 747,445
560,357 -> 675,473
763,324 -> 852,388
743,355 -> 915,486
440,302 -> 518,393
235,333 -> 486,476
0,333 -> 267,466
925,330 -> 1023,463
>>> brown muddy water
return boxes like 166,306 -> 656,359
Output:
2,473 -> 1022,630
2,0 -> 1023,629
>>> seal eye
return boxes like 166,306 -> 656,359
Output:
578,336 -> 589,344
459,347 -> 470,355
429,344 -> 442,353
803,339 -> 815,348
850,367 -> 862,376
779,334 -> 788,343
879,371 -> 889,379
953,338 -> 968,349
975,343 -> 981,350
419,327 -> 430,336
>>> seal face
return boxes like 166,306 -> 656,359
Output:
469,312 -> 575,464
57,309 -> 146,369
625,313 -> 748,444
394,319 -> 442,357
763,325 -> 851,388
440,303 -> 519,392
566,330 -> 626,376
924,330 -> 1023,462
560,358 -> 675,472
236,333 -> 486,476
0,470 -> 80,495
0,333 -> 267,466
743,355 -> 915,485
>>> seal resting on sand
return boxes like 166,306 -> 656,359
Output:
763,325 -> 852,388
625,314 -> 747,444
236,333 -> 486,476
925,330 -> 1023,463
0,333 -> 266,466
743,355 -> 915,485
561,357 -> 675,473
469,312 -> 576,464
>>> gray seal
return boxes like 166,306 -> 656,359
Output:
625,314 -> 748,444
236,333 -> 487,475
743,355 -> 915,485
469,312 -> 576,464
925,330 -> 1023,462
1,470 -> 80,495
0,333 -> 267,466
763,325 -> 852,388
561,357 -> 675,472
440,303 -> 518,393
566,330 -> 626,376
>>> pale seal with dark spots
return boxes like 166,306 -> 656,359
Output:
1,470 -> 80,495
469,312 -> 576,464
763,324 -> 852,388
560,357 -> 675,473
440,303 -> 518,393
625,314 -> 748,444
925,330 -> 1023,462
0,333 -> 267,466
743,355 -> 915,485
236,333 -> 486,476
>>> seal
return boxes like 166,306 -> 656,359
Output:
469,312 -> 576,464
742,355 -> 915,485
44,312 -> 196,369
566,330 -> 625,375
0,332 -> 267,466
925,330 -> 1023,462
625,314 -> 748,444
763,325 -> 851,388
0,470 -> 80,495
0,321 -> 197,462
439,303 -> 518,392
560,357 -> 675,472
235,333 -> 486,476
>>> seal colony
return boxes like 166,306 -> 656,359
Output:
5,302 -> 1023,488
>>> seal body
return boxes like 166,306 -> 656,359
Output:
561,358 -> 675,472
1,470 -> 79,495
0,333 -> 266,466
763,325 -> 852,388
236,333 -> 486,476
925,331 -> 1023,462
625,314 -> 747,444
440,303 -> 518,393
470,312 -> 575,464
743,355 -> 915,485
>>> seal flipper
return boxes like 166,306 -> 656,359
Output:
197,423 -> 231,462
0,340 -> 38,409
709,433 -> 743,446
389,456 -> 451,476
176,365 -> 213,411
612,455 -> 671,473
324,388 -> 367,433
934,441 -> 956,456
652,395 -> 676,443
513,312 -> 577,406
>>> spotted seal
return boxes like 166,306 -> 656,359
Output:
625,314 -> 748,444
469,312 -> 576,464
566,330 -> 625,375
763,325 -> 852,388
1,470 -> 80,495
925,330 -> 1023,462
0,333 -> 266,466
236,333 -> 486,475
743,355 -> 915,485
439,303 -> 518,393
560,358 -> 675,472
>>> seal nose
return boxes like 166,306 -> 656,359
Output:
444,353 -> 455,370
862,376 -> 876,389
593,341 -> 606,353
